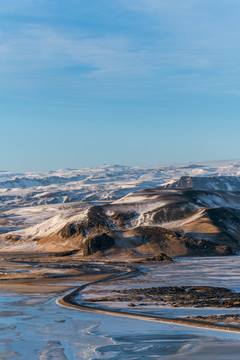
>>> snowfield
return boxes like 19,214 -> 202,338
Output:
1,159 -> 240,207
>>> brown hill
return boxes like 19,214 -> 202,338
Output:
3,188 -> 240,259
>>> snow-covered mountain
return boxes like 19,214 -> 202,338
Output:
0,159 -> 240,255
1,160 -> 240,209
165,176 -> 240,191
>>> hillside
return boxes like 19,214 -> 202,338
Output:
1,160 -> 240,258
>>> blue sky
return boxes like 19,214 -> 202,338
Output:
1,0 -> 240,171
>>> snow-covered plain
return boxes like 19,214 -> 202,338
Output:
1,159 -> 240,208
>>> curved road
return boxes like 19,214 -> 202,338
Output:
56,263 -> 240,333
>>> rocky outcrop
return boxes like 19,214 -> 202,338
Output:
4,235 -> 20,242
84,206 -> 112,233
125,226 -> 234,257
60,223 -> 86,238
82,233 -> 115,256
110,211 -> 136,227
144,253 -> 173,262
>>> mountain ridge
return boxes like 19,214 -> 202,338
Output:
1,159 -> 240,258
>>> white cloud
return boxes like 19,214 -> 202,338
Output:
0,25 -> 144,76
1,1 -> 240,96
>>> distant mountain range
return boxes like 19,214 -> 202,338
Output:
1,159 -> 240,258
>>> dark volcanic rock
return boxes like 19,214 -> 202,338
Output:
85,206 -> 111,231
59,205 -> 112,239
86,286 -> 240,308
110,211 -> 136,227
151,202 -> 196,225
131,226 -> 234,257
83,233 -> 115,256
206,207 -> 240,237
60,223 -> 86,238
4,235 -> 20,242
184,238 -> 234,256
144,253 -> 173,262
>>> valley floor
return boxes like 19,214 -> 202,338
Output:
0,254 -> 240,358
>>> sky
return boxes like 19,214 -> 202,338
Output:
1,0 -> 240,171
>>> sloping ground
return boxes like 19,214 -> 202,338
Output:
1,160 -> 240,237
2,187 -> 240,258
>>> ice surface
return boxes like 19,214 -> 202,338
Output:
0,282 -> 240,359
80,256 -> 240,320
0,257 -> 239,358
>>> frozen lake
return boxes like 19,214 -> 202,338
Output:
0,256 -> 240,359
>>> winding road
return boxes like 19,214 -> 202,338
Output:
56,263 -> 240,333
